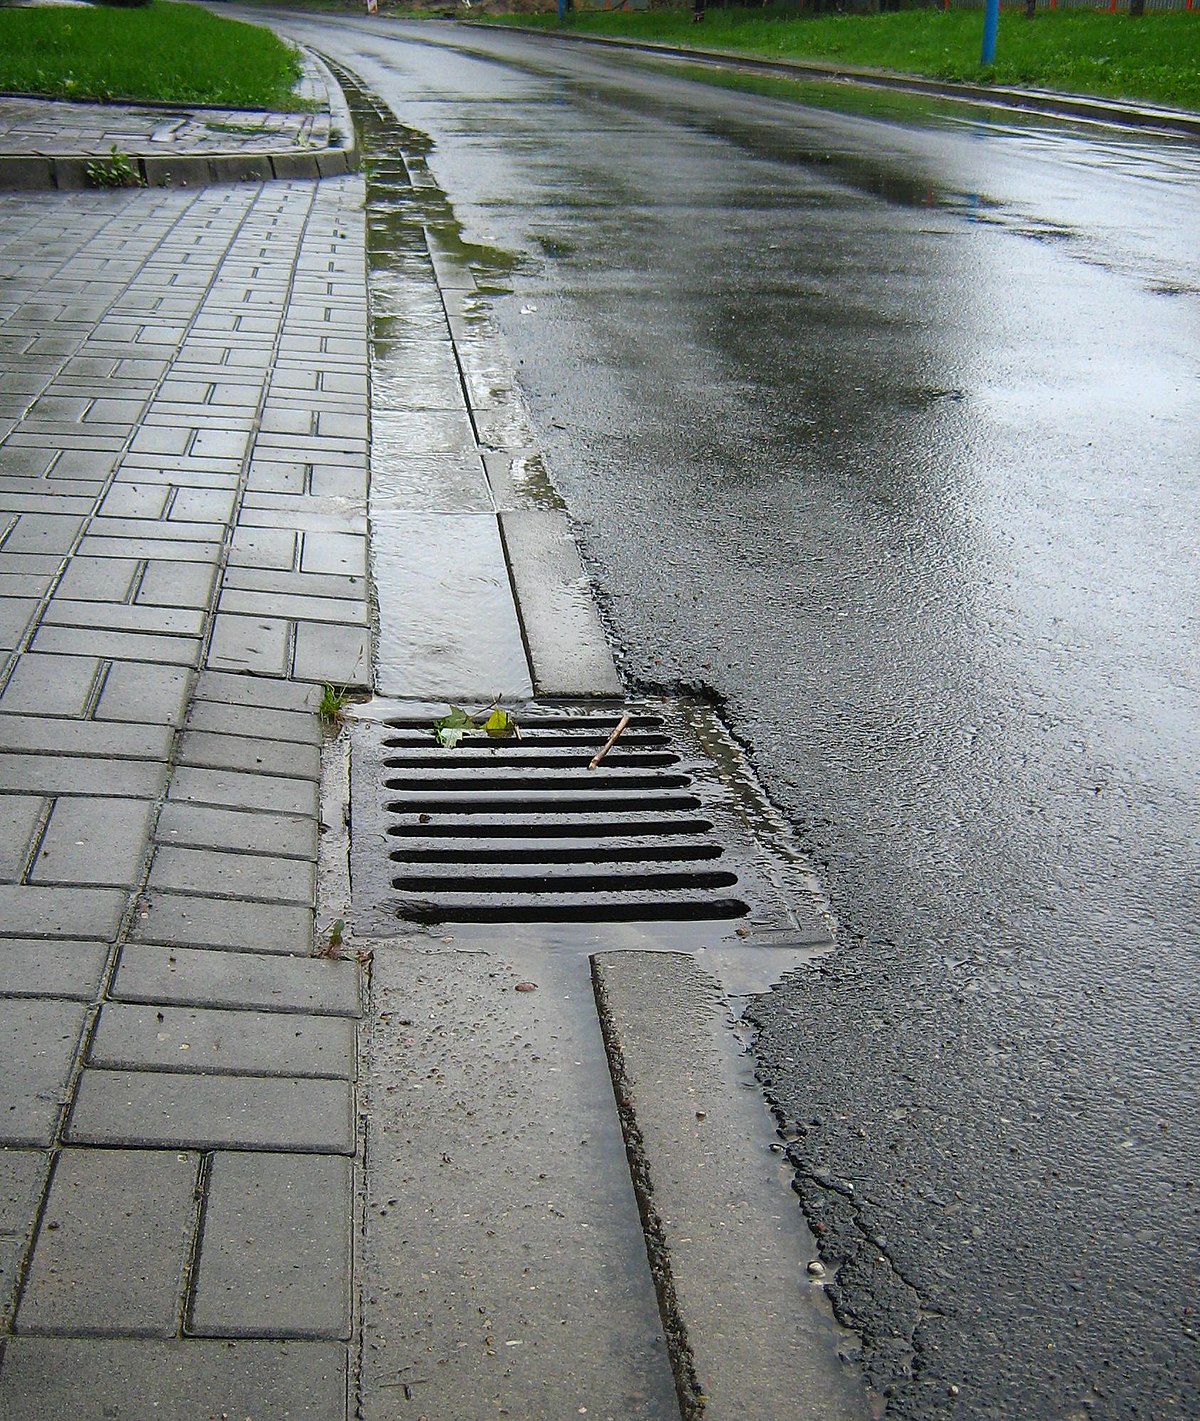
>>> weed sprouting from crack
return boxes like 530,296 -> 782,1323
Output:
86,145 -> 144,189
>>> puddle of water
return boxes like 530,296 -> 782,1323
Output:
681,700 -> 837,946
484,449 -> 564,512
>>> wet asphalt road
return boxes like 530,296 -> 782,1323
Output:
266,15 -> 1198,1420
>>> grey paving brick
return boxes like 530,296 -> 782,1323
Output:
136,559 -> 216,610
0,884 -> 126,942
192,428 -> 253,463
210,382 -> 261,408
247,461 -> 305,495
184,699 -> 321,748
0,598 -> 36,652
147,846 -> 315,908
156,803 -> 317,861
77,534 -> 221,564
317,371 -> 369,398
0,938 -> 109,1001
170,486 -> 237,524
299,532 -> 366,578
32,624 -> 201,668
66,1068 -> 354,1154
0,998 -> 88,1146
191,1151 -> 351,1339
292,621 -> 371,688
0,574 -> 52,603
267,369 -> 319,393
169,765 -> 317,818
259,408 -> 312,436
0,1337 -> 347,1421
222,565 -> 367,602
132,891 -> 312,954
0,653 -> 104,721
309,464 -> 369,500
130,426 -> 189,456
86,397 -> 147,425
207,613 -> 291,677
0,714 -> 172,761
179,730 -> 320,781
7,429 -> 124,453
30,796 -> 153,889
220,588 -> 367,627
53,556 -> 139,604
42,599 -> 205,637
196,670 -> 320,714
316,411 -> 367,442
17,1148 -> 199,1337
112,943 -> 360,1018
237,507 -> 366,536
89,516 -> 223,546
94,660 -> 192,728
0,1150 -> 48,1331
227,526 -> 297,571
0,797 -> 44,884
0,515 -> 82,557
113,358 -> 170,382
157,379 -> 212,405
89,1003 -> 355,1079
99,483 -> 170,520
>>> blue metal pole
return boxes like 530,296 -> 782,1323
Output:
981,0 -> 1000,65
558,0 -> 566,17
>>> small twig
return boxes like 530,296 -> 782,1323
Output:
588,713 -> 631,770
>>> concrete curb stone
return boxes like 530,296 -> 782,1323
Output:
0,47 -> 359,191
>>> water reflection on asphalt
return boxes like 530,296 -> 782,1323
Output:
273,16 -> 1200,1418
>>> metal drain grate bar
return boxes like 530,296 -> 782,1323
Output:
354,706 -> 753,925
386,815 -> 716,839
389,841 -> 725,864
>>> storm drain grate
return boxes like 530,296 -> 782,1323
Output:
358,708 -> 752,924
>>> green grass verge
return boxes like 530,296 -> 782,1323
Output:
0,1 -> 305,108
484,8 -> 1200,111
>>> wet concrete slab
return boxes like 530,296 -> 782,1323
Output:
360,938 -> 679,1421
370,450 -> 495,513
371,508 -> 533,701
594,951 -> 864,1421
0,1338 -> 347,1420
499,508 -> 621,697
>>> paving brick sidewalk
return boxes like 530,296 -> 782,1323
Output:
0,49 -> 356,189
0,169 -> 371,1417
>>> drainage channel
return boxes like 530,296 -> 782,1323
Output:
326,56 -> 861,1421
349,696 -> 834,943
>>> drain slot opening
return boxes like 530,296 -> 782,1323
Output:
386,816 -> 716,839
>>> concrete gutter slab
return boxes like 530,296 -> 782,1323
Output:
593,950 -> 866,1421
370,508 -> 533,701
360,939 -> 680,1420
500,509 -> 622,698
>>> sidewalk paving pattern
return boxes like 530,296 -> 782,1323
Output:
0,168 -> 370,1415
1,41 -> 873,1421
